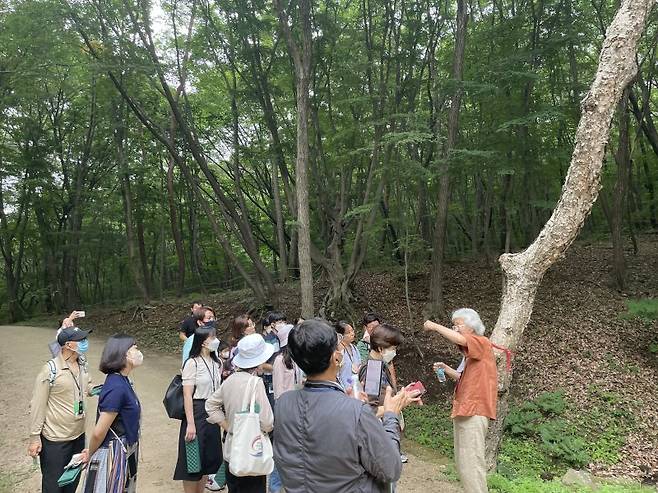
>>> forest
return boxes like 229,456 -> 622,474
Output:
1,0 -> 656,324
2,0 -> 658,490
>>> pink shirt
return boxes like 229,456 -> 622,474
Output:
272,354 -> 303,400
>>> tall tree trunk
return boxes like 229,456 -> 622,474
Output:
136,212 -> 152,296
485,0 -> 654,468
0,158 -> 32,320
274,0 -> 314,317
426,0 -> 468,318
602,89 -> 632,290
272,159 -> 288,283
114,108 -> 150,303
167,146 -> 186,296
638,139 -> 657,228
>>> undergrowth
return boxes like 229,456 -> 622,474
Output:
620,298 -> 658,321
489,475 -> 654,493
499,389 -> 634,478
402,403 -> 453,457
405,389 -> 637,489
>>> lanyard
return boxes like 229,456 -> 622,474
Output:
64,361 -> 84,401
200,357 -> 218,392
344,345 -> 354,364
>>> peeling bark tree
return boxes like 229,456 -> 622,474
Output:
485,0 -> 655,468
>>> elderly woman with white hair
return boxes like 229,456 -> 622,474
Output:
424,308 -> 497,493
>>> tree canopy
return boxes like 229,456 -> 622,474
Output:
0,0 -> 656,322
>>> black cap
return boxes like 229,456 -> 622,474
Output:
57,327 -> 92,346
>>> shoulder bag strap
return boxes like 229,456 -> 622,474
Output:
249,376 -> 258,413
47,360 -> 57,386
240,376 -> 258,413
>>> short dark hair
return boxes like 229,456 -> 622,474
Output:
193,306 -> 214,324
335,320 -> 351,335
189,325 -> 220,363
99,334 -> 136,374
362,312 -> 382,326
288,318 -> 337,376
264,311 -> 286,327
370,323 -> 404,351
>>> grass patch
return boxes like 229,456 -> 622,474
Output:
406,390 -> 634,481
403,403 -> 454,457
499,389 -> 633,480
488,474 -> 654,493
620,298 -> 658,321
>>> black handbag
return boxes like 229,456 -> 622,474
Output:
163,359 -> 197,420
163,374 -> 185,420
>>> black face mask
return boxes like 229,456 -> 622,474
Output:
204,320 -> 217,329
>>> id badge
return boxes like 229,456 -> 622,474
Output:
74,400 -> 85,418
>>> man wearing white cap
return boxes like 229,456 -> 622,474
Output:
206,333 -> 275,493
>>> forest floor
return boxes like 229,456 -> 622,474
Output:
12,235 -> 658,487
0,324 -> 461,493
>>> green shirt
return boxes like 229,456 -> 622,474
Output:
356,339 -> 370,363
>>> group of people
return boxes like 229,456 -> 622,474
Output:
29,304 -> 498,493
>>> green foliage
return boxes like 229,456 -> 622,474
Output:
534,392 -> 567,415
489,474 -> 573,493
621,298 -> 658,321
1,0 -> 658,323
537,420 -> 589,468
505,391 -> 567,438
488,474 -> 654,493
505,404 -> 543,436
501,389 -> 634,477
402,404 -> 454,457
497,438 -> 554,479
407,389 -> 633,482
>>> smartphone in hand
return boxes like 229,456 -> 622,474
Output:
76,310 -> 86,318
364,360 -> 384,398
405,381 -> 427,397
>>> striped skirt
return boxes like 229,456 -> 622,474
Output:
82,436 -> 138,493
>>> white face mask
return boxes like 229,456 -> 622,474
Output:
382,348 -> 397,364
128,348 -> 144,367
206,338 -> 220,353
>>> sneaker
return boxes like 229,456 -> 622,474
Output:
206,477 -> 225,491
400,453 -> 408,463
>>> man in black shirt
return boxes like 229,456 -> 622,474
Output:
179,301 -> 202,342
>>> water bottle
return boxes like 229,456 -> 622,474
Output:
436,367 -> 446,383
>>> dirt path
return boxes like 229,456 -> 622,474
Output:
0,325 -> 460,493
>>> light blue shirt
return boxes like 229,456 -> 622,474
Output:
182,335 -> 194,364
338,343 -> 361,389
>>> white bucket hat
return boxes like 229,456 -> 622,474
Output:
276,323 -> 294,348
233,333 -> 275,369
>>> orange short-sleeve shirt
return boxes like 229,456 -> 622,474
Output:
451,334 -> 498,420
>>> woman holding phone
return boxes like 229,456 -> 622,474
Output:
358,323 -> 403,415
174,326 -> 223,493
